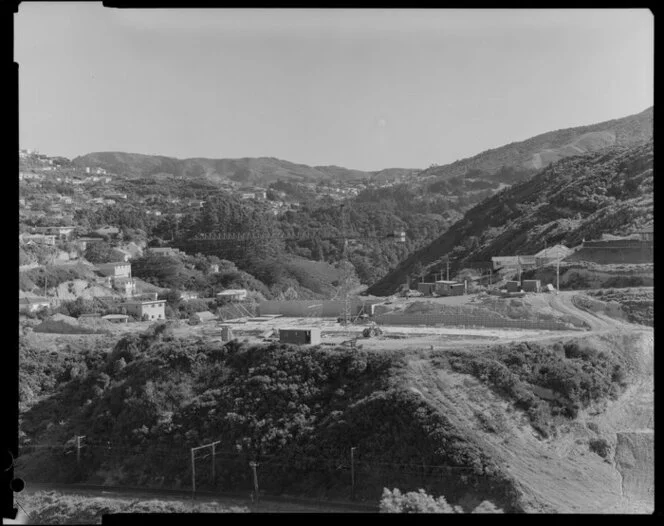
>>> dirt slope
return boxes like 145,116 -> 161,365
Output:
404,326 -> 653,513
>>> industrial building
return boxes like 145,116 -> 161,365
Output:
417,282 -> 436,296
279,328 -> 322,345
435,280 -> 465,296
521,279 -> 542,293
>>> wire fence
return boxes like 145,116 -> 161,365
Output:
15,441 -> 501,505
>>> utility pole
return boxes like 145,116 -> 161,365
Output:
249,461 -> 259,504
76,435 -> 85,465
191,448 -> 196,500
446,259 -> 450,282
190,440 -> 220,499
350,447 -> 356,501
556,257 -> 560,295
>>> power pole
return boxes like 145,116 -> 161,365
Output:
446,259 -> 450,282
249,461 -> 259,504
191,448 -> 196,500
190,440 -> 220,499
76,435 -> 85,465
556,257 -> 560,295
350,447 -> 356,501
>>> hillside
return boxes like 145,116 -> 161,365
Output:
367,140 -> 653,296
71,152 -> 416,185
18,326 -> 653,512
416,106 -> 652,184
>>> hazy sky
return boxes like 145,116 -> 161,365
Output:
16,5 -> 653,171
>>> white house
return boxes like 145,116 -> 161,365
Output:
121,299 -> 166,321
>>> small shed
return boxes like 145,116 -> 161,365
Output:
417,282 -> 436,296
220,325 -> 234,341
522,280 -> 541,293
279,327 -> 322,345
505,281 -> 521,293
101,314 -> 129,324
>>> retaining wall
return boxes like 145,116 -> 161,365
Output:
258,299 -> 383,318
373,313 -> 572,331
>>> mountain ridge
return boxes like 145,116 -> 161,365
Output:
71,107 -> 652,187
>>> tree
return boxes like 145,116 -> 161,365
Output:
84,241 -> 115,264
379,488 -> 503,514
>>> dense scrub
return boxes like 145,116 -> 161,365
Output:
369,140 -> 653,295
587,288 -> 654,326
19,331 -> 518,511
438,339 -> 629,436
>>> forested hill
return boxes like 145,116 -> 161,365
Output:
414,106 -> 652,185
71,152 -> 416,185
367,140 -> 653,296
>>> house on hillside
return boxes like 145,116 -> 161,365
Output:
121,299 -> 166,321
146,247 -> 182,257
32,226 -> 75,241
417,282 -> 436,296
94,226 -> 120,237
188,311 -> 217,325
20,233 -> 56,246
96,262 -> 132,279
217,289 -> 248,302
19,296 -> 51,313
491,255 -> 537,271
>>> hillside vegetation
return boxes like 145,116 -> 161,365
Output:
71,152 -> 415,185
18,325 -> 646,512
368,140 -> 653,296
415,106 -> 652,182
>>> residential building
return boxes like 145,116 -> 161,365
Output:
96,262 -> 132,279
279,328 -> 321,345
121,299 -> 166,321
20,233 -> 56,246
32,226 -> 75,240
19,296 -> 51,313
417,282 -> 436,296
112,277 -> 136,297
146,247 -> 182,257
217,289 -> 248,301
94,226 -> 120,237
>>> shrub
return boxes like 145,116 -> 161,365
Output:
379,488 -> 503,513
588,438 -> 611,458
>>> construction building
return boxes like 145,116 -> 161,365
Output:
435,280 -> 465,296
417,282 -> 436,296
279,328 -> 322,345
521,279 -> 542,293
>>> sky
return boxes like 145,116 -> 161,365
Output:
16,6 -> 653,171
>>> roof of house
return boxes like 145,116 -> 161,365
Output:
19,296 -> 50,305
102,314 -> 130,320
435,280 -> 458,284
121,299 -> 166,306
217,289 -> 247,295
97,261 -> 130,267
